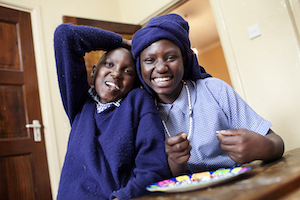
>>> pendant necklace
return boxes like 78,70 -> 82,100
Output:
161,80 -> 193,140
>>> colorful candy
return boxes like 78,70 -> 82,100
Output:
157,179 -> 176,187
147,167 -> 251,192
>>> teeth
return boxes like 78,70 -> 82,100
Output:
154,77 -> 171,83
106,81 -> 120,90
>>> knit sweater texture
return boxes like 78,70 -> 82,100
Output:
54,23 -> 171,200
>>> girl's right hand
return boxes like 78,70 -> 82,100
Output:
165,132 -> 191,176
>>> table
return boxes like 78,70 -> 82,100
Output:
134,147 -> 300,200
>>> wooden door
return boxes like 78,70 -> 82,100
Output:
0,6 -> 52,200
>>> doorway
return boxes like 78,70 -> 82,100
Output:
170,0 -> 232,86
0,6 -> 52,200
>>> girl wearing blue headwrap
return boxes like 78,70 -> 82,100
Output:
131,13 -> 284,176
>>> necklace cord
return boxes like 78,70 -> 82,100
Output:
161,80 -> 193,140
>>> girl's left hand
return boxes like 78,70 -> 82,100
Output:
217,128 -> 283,164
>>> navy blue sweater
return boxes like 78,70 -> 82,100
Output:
54,23 -> 171,200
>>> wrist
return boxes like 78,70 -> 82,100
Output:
168,157 -> 186,176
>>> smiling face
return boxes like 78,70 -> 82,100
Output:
140,39 -> 185,104
94,48 -> 136,104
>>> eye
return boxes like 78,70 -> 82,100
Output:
143,57 -> 155,64
166,55 -> 178,61
104,62 -> 113,67
123,68 -> 135,76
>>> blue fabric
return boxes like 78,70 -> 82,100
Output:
54,23 -> 171,200
131,13 -> 211,97
158,78 -> 271,173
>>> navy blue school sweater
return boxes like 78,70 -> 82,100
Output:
54,23 -> 171,200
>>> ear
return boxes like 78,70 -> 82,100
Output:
91,64 -> 97,78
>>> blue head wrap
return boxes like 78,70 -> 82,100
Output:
131,13 -> 211,97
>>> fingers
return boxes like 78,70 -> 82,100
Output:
217,129 -> 246,145
180,132 -> 188,140
166,132 -> 188,146
165,135 -> 190,153
120,39 -> 132,50
165,132 -> 191,165
167,146 -> 191,165
217,129 -> 242,137
218,129 -> 265,164
217,129 -> 246,161
121,39 -> 131,47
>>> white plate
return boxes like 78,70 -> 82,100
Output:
147,167 -> 251,193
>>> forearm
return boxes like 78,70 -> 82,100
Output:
261,129 -> 284,162
54,23 -> 122,53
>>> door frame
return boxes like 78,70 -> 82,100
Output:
209,0 -> 245,99
0,0 -> 61,196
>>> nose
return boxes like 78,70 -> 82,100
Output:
155,59 -> 168,73
111,68 -> 122,79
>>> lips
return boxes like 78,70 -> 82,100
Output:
151,76 -> 173,88
105,81 -> 120,91
152,76 -> 172,83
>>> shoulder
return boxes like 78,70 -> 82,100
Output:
191,77 -> 235,103
194,77 -> 231,93
195,77 -> 228,87
123,88 -> 157,111
125,88 -> 153,100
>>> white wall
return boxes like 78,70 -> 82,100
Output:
210,0 -> 300,152
118,0 -> 177,24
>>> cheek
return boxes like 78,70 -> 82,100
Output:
95,74 -> 104,87
178,66 -> 185,77
95,68 -> 105,81
123,76 -> 136,91
176,61 -> 185,78
141,66 -> 150,80
94,78 -> 103,96
94,71 -> 106,91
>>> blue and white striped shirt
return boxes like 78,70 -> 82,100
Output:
158,78 -> 271,173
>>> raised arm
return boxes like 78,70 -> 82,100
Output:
53,23 -> 122,122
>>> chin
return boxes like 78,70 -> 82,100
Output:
153,88 -> 170,96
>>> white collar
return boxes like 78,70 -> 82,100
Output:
88,87 -> 122,113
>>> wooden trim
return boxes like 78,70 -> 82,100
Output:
0,70 -> 24,85
63,16 -> 141,34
